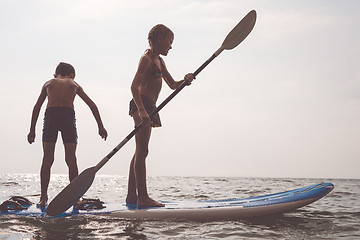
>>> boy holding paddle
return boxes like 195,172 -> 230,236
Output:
127,24 -> 194,207
27,62 -> 108,207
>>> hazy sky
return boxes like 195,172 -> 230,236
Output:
1,0 -> 359,179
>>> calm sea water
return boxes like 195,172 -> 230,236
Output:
0,174 -> 359,239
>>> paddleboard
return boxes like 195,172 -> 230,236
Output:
0,183 -> 333,221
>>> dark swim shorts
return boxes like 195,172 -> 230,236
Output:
129,95 -> 162,127
42,107 -> 78,143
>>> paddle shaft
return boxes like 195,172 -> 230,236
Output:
94,50 -> 222,173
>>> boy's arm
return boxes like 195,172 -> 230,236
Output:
77,86 -> 108,140
28,85 -> 47,144
131,55 -> 152,124
161,58 -> 194,89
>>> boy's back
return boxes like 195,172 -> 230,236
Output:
45,77 -> 79,109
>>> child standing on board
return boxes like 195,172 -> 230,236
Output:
27,62 -> 108,207
127,24 -> 194,208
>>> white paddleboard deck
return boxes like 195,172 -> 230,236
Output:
105,182 -> 333,221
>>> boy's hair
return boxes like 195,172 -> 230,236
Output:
55,62 -> 75,76
148,24 -> 173,46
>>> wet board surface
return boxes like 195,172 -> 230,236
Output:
0,183 -> 334,221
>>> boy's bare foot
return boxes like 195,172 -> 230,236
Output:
37,196 -> 48,207
138,197 -> 164,208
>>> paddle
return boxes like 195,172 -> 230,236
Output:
46,10 -> 257,216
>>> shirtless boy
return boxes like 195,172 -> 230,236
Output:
127,24 -> 194,208
27,62 -> 108,207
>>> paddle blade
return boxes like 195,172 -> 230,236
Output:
46,167 -> 96,216
222,10 -> 257,50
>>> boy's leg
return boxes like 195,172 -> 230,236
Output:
64,143 -> 81,208
126,154 -> 137,204
39,142 -> 56,206
126,113 -> 143,204
128,112 -> 164,207
64,143 -> 78,182
134,122 -> 151,203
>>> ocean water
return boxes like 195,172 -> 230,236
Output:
0,174 -> 359,240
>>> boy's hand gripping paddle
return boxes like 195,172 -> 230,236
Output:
46,10 -> 257,217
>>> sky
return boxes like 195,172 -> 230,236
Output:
1,0 -> 359,179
